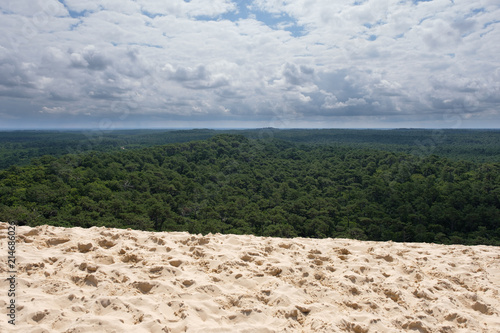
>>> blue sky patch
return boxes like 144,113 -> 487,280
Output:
141,11 -> 163,19
253,10 -> 306,37
58,0 -> 91,18
484,20 -> 500,29
67,8 -> 91,18
211,2 -> 307,37
471,8 -> 485,15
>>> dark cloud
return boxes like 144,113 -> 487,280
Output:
69,47 -> 111,71
281,63 -> 315,86
0,88 -> 35,99
215,87 -> 245,99
163,64 -> 231,90
49,91 -> 79,102
0,53 -> 36,91
164,64 -> 208,82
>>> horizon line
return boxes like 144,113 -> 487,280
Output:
1,127 -> 500,131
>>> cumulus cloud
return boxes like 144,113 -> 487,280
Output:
0,0 -> 499,128
138,0 -> 236,18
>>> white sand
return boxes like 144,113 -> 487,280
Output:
1,222 -> 499,332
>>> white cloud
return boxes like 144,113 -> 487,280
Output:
41,106 -> 65,114
0,0 -> 499,128
137,0 -> 236,18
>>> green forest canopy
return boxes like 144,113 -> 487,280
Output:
1,128 -> 500,169
1,133 -> 499,245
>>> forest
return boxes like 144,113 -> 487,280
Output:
0,132 -> 499,245
1,128 -> 500,170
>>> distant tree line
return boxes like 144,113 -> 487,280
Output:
1,128 -> 500,169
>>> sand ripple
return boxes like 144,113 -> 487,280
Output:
1,222 -> 499,332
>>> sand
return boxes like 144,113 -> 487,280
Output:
0,222 -> 499,332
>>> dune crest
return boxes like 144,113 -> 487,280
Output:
1,222 -> 499,332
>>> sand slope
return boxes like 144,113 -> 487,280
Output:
1,222 -> 499,332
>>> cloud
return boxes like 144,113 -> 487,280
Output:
137,0 -> 236,18
41,106 -> 65,114
0,0 -> 499,128
163,64 -> 208,82
322,94 -> 367,110
281,62 -> 315,86
68,46 -> 111,70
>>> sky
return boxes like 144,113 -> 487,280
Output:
0,0 -> 499,129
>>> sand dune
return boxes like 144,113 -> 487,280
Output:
1,222 -> 499,332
